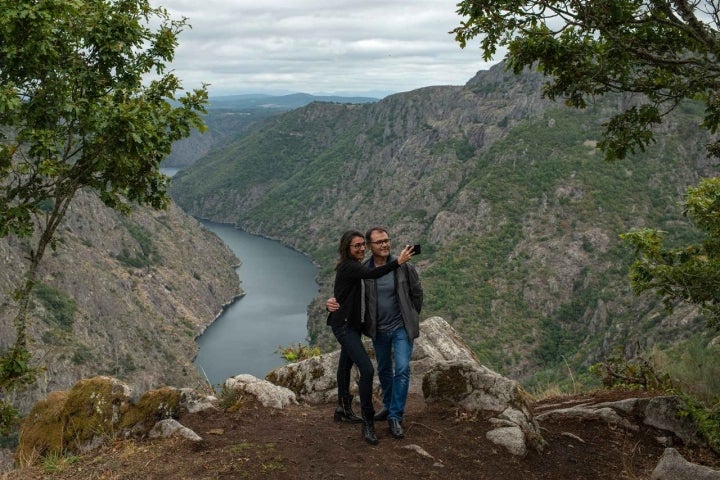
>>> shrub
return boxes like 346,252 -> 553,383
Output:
275,343 -> 321,363
588,349 -> 673,392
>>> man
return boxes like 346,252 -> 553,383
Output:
327,227 -> 423,439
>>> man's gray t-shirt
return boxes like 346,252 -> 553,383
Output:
375,269 -> 403,333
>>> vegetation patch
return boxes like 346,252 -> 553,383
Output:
116,221 -> 161,269
275,343 -> 321,363
120,387 -> 183,433
34,283 -> 76,331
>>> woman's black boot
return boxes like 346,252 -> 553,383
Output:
334,395 -> 362,423
361,409 -> 379,445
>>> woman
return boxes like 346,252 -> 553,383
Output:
327,230 -> 413,445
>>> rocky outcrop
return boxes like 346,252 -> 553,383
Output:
268,317 -> 543,456
422,360 -> 544,456
266,316 -> 481,403
535,395 -> 705,447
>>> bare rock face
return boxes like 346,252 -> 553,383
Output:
0,190 -> 242,412
407,316 -> 481,393
642,396 -> 705,446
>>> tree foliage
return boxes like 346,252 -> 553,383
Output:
622,177 -> 720,327
453,0 -> 720,161
0,0 -> 207,433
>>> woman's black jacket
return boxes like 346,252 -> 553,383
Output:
326,258 -> 400,330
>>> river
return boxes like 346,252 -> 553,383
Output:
162,169 -> 319,387
193,221 -> 319,387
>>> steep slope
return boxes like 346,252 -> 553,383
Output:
0,191 -> 241,411
170,62 -> 715,387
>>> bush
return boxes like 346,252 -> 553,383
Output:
588,349 -> 673,392
275,343 -> 321,363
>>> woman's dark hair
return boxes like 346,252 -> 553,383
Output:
335,229 -> 364,269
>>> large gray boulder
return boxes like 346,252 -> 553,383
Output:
266,316 -> 481,403
264,349 -> 342,404
224,374 -> 298,409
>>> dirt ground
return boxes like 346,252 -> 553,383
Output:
3,390 -> 719,480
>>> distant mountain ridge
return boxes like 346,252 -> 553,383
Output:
210,92 -> 379,109
169,62 -> 715,388
162,93 -> 378,168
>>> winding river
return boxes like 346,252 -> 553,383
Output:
163,169 -> 319,386
192,221 -> 319,387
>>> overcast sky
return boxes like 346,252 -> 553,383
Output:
151,0 -> 503,98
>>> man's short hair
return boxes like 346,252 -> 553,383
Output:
365,226 -> 388,241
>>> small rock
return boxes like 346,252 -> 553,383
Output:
561,432 -> 586,443
149,419 -> 202,442
651,448 -> 720,480
403,444 -> 434,459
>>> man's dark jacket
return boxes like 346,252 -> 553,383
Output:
362,255 -> 423,340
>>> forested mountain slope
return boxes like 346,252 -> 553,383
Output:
170,62 -> 716,388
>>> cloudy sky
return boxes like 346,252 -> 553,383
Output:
151,0 -> 503,98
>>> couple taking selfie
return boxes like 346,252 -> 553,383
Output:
325,227 -> 423,445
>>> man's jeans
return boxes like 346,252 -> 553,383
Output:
373,327 -> 413,421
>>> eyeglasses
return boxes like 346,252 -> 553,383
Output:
350,241 -> 366,249
368,239 -> 391,246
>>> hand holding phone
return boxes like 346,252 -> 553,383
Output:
412,244 -> 421,255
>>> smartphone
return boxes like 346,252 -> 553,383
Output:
412,244 -> 421,255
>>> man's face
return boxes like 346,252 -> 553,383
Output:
367,230 -> 391,259
349,236 -> 366,261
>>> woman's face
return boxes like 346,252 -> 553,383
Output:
348,235 -> 366,261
